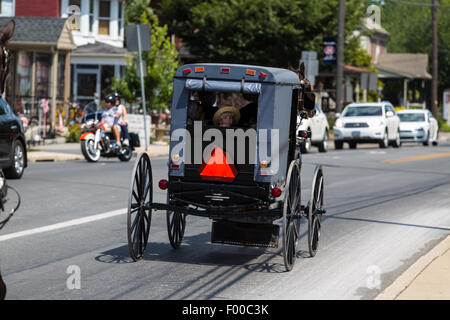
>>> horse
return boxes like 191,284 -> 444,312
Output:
0,19 -> 15,301
0,20 -> 14,97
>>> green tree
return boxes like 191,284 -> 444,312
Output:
381,0 -> 450,101
159,0 -> 371,69
113,5 -> 180,111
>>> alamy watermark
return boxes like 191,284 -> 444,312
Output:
366,4 -> 381,28
66,5 -> 81,30
366,265 -> 381,290
170,122 -> 280,174
66,265 -> 81,290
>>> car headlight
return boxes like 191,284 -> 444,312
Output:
368,119 -> 384,127
416,127 -> 425,132
334,119 -> 343,128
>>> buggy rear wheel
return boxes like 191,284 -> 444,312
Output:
127,153 -> 152,261
308,165 -> 324,257
167,198 -> 187,249
282,160 -> 301,271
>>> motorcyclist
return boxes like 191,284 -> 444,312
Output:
112,93 -> 131,146
101,95 -> 122,148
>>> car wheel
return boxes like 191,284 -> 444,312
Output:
392,130 -> 401,148
432,130 -> 439,146
349,142 -> 357,149
318,130 -> 328,153
423,131 -> 432,146
4,140 -> 25,179
379,130 -> 389,149
334,140 -> 343,150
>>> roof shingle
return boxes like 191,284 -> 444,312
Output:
0,17 -> 67,44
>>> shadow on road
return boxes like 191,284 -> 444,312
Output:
95,230 -> 317,299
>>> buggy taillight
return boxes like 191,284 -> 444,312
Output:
271,187 -> 282,198
159,179 -> 168,190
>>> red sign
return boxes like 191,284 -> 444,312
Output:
198,147 -> 237,182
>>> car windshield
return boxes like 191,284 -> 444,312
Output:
398,113 -> 425,122
343,106 -> 383,117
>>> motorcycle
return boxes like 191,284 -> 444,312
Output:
80,113 -> 139,162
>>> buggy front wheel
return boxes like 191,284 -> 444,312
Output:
282,160 -> 301,271
308,165 -> 325,257
127,153 -> 153,261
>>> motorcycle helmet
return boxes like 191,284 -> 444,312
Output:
104,94 -> 114,104
113,92 -> 121,101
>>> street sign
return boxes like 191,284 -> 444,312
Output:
300,51 -> 319,86
368,73 -> 378,91
125,24 -> 151,52
360,72 -> 368,90
301,51 -> 317,61
323,36 -> 337,65
345,77 -> 353,102
127,114 -> 151,145
443,90 -> 450,122
125,24 -> 151,151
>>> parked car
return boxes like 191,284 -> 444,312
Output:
397,109 -> 439,146
333,102 -> 401,149
297,104 -> 329,153
0,97 -> 27,179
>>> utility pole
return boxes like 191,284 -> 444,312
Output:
336,0 -> 345,113
431,0 -> 438,117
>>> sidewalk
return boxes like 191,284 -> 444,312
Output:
376,235 -> 450,300
438,131 -> 450,142
26,138 -> 169,162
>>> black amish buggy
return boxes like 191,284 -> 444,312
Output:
127,63 -> 325,271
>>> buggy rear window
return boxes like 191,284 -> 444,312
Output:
185,79 -> 261,95
186,91 -> 258,129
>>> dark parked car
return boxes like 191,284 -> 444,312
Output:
0,97 -> 27,179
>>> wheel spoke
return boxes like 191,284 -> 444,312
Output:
143,180 -> 151,201
130,212 -> 139,233
143,211 -> 150,225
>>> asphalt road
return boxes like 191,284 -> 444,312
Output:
1,142 -> 449,300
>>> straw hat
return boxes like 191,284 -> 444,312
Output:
213,106 -> 240,125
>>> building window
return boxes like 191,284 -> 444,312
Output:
35,53 -> 51,98
101,65 -> 114,98
17,52 -> 32,97
58,54 -> 66,99
98,0 -> 111,36
89,0 -> 94,33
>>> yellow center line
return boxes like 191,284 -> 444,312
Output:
382,152 -> 450,164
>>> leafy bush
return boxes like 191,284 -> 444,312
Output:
65,124 -> 82,143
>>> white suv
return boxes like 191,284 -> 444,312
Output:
333,102 -> 401,149
297,104 -> 329,153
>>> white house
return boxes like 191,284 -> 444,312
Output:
60,0 -> 129,107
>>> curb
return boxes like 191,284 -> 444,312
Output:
375,235 -> 450,300
27,152 -> 85,163
27,148 -> 170,163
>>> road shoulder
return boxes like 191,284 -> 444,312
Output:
376,235 -> 450,300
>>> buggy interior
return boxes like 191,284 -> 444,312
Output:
187,91 -> 258,129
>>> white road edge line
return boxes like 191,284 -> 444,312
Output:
0,208 -> 127,242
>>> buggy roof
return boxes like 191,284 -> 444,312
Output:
174,63 -> 300,85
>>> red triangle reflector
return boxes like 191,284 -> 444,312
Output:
198,147 -> 237,182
